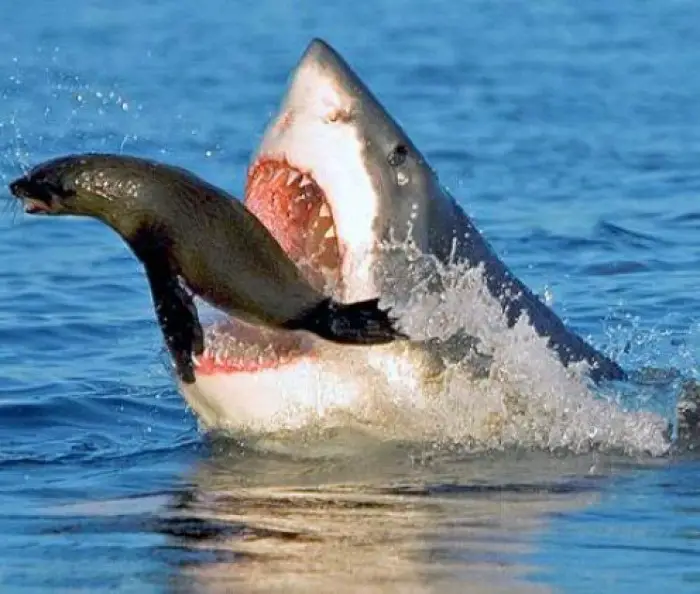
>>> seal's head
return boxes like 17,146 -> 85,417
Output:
9,154 -> 178,232
9,158 -> 80,216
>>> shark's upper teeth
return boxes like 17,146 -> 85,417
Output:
272,170 -> 286,185
324,226 -> 336,239
287,171 -> 301,186
319,203 -> 332,218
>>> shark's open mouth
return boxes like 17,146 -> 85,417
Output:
193,157 -> 342,376
245,157 -> 341,293
195,317 -> 315,374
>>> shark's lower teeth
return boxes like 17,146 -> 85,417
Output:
197,325 -> 310,372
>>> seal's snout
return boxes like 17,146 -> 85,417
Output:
9,177 -> 30,199
8,176 -> 54,215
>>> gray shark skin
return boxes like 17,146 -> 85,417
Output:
250,39 -> 626,383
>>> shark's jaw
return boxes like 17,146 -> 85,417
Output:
184,316 -> 366,431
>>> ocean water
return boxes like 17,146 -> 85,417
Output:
1,0 -> 700,592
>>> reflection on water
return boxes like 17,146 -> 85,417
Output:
162,441 -> 622,593
45,433 -> 659,593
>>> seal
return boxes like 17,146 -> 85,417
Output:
8,153 -> 407,384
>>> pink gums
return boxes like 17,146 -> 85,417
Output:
194,319 -> 316,376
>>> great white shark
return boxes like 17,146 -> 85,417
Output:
181,39 -> 694,450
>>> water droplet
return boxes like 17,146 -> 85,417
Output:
543,286 -> 554,306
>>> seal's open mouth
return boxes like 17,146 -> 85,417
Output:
9,178 -> 53,214
21,198 -> 52,215
194,158 -> 340,375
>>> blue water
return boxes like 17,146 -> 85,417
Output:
1,1 -> 700,592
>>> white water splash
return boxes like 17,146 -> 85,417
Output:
364,239 -> 671,456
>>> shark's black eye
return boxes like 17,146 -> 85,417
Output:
387,144 -> 408,167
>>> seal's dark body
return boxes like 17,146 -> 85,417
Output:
9,154 -> 405,382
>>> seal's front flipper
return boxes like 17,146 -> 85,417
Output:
143,262 -> 204,384
282,298 -> 408,345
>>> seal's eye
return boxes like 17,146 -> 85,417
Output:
387,144 -> 408,167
